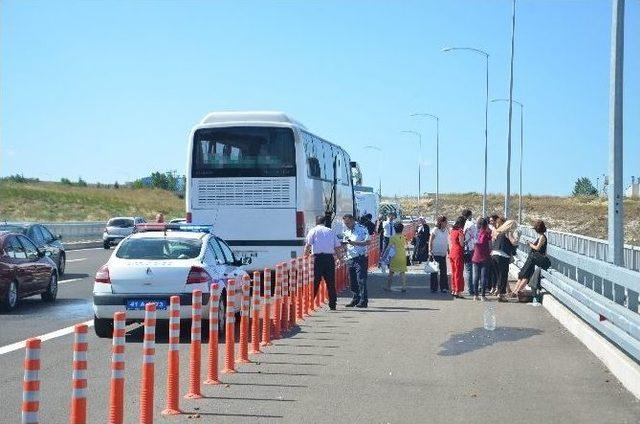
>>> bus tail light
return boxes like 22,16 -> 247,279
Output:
186,212 -> 192,223
296,211 -> 305,238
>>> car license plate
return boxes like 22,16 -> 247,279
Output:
126,299 -> 167,310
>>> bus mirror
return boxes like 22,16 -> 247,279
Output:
350,161 -> 357,168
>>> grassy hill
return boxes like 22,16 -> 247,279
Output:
1,180 -> 638,245
389,193 -> 639,245
0,180 -> 185,222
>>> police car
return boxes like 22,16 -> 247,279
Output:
92,223 -> 248,338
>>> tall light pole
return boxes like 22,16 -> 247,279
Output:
492,98 -> 524,223
442,46 -> 489,217
608,0 -> 624,265
401,130 -> 422,217
504,0 -> 518,218
363,145 -> 382,197
410,113 -> 439,220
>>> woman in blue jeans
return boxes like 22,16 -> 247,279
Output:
471,218 -> 492,301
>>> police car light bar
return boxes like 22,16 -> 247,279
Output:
134,223 -> 213,233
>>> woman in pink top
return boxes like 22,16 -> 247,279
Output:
471,217 -> 492,301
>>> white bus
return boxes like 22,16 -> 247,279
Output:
185,111 -> 357,270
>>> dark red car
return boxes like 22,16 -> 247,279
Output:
0,232 -> 58,311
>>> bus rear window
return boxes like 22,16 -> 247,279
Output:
192,127 -> 296,178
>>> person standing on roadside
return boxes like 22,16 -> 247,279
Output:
304,215 -> 341,310
360,213 -> 376,236
429,216 -> 449,293
491,219 -> 519,302
383,221 -> 408,292
382,212 -> 397,251
411,218 -> 430,264
472,218 -> 492,301
462,209 -> 477,297
156,212 -> 165,223
342,214 -> 371,308
449,216 -> 466,298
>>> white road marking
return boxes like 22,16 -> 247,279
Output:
0,320 -> 94,356
66,258 -> 87,263
68,247 -> 107,252
59,278 -> 83,285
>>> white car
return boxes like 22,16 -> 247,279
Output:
92,224 -> 249,338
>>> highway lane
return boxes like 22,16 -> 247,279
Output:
0,248 -> 111,348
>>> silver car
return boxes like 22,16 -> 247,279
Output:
103,217 -> 146,249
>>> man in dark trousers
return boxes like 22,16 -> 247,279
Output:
304,215 -> 341,310
342,214 -> 371,308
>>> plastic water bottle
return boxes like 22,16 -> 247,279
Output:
483,304 -> 496,331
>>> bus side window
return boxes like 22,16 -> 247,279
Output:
307,157 -> 321,178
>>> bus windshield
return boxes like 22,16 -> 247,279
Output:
192,127 -> 296,178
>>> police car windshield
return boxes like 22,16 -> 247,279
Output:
116,238 -> 202,260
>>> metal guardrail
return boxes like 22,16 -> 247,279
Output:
519,225 -> 640,272
517,232 -> 640,362
42,221 -> 104,243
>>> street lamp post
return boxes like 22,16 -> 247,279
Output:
442,46 -> 489,217
363,145 -> 382,197
410,113 -> 439,220
491,98 -> 524,223
401,130 -> 422,217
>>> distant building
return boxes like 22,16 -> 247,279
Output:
625,176 -> 639,198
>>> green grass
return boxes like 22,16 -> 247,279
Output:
1,181 -> 637,245
0,180 -> 185,222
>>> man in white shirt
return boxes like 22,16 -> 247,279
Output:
382,212 -> 397,252
342,214 -> 371,308
305,215 -> 341,310
462,209 -> 477,296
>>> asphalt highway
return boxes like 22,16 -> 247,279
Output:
1,254 -> 639,423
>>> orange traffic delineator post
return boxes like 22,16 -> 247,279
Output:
302,258 -> 310,317
185,290 -> 203,398
249,271 -> 262,355
288,259 -> 297,330
308,256 -> 315,313
281,262 -> 290,333
205,282 -> 221,385
22,338 -> 41,424
261,270 -> 272,347
139,302 -> 156,424
273,263 -> 283,340
222,279 -> 237,373
70,323 -> 89,424
162,296 -> 181,415
237,275 -> 251,364
108,312 -> 126,424
297,257 -> 304,320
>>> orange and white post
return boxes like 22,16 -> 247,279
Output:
273,264 -> 283,340
288,259 -> 297,329
297,257 -> 305,319
70,323 -> 89,424
222,279 -> 237,373
139,302 -> 156,424
108,312 -> 126,424
21,338 -> 41,424
249,271 -> 262,355
281,262 -> 290,332
237,275 -> 251,364
185,290 -> 203,398
162,296 -> 181,415
205,282 -> 221,385
308,255 -> 315,313
261,270 -> 272,347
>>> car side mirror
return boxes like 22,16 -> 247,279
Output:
242,257 -> 252,265
232,259 -> 244,267
56,234 -> 63,241
37,249 -> 45,258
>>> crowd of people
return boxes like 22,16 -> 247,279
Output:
303,209 -> 550,311
379,209 -> 550,302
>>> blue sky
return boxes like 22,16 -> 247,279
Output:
1,0 -> 638,196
